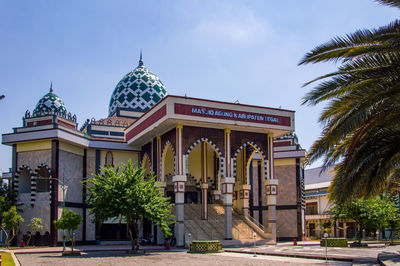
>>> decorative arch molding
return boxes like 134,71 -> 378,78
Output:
14,165 -> 34,195
33,164 -> 53,207
233,141 -> 268,180
185,137 -> 224,178
141,153 -> 152,177
160,141 -> 175,182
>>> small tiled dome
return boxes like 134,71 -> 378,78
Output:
33,84 -> 67,115
108,54 -> 167,116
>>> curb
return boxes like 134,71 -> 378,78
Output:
11,252 -> 21,266
224,249 -> 355,262
12,247 -> 186,255
377,251 -> 400,266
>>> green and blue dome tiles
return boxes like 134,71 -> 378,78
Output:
108,58 -> 167,116
33,86 -> 67,115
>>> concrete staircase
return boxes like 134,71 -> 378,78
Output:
182,204 -> 272,245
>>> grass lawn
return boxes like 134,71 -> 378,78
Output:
0,252 -> 15,266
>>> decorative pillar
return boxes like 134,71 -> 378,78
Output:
223,128 -> 234,239
266,179 -> 278,242
267,133 -> 274,180
157,136 -> 161,181
174,124 -> 186,246
201,141 -> 208,220
222,177 -> 235,239
224,129 -> 231,177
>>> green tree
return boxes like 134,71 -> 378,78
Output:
1,206 -> 24,247
27,217 -> 43,246
331,195 -> 399,243
54,209 -> 82,252
85,160 -> 174,251
299,0 -> 400,203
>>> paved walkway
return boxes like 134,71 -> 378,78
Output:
4,241 -> 400,265
16,250 -> 352,266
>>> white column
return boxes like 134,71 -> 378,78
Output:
266,179 -> 278,242
222,177 -> 235,239
174,124 -> 186,247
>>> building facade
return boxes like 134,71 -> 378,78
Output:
305,166 -> 356,239
2,57 -> 305,246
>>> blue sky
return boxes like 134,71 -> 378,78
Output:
0,0 -> 398,172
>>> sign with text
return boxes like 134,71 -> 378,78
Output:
174,103 -> 291,127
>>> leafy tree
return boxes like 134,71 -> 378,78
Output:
331,195 -> 399,243
27,217 -> 43,246
299,0 -> 400,203
85,160 -> 174,251
54,209 -> 82,252
0,206 -> 24,247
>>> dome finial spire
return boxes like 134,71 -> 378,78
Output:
138,50 -> 143,66
50,81 -> 53,93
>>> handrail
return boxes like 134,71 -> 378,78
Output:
245,214 -> 267,233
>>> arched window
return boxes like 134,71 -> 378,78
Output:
36,167 -> 50,193
105,151 -> 114,167
18,167 -> 31,193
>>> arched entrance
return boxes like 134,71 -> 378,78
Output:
141,153 -> 151,178
186,138 -> 223,220
233,142 -> 268,226
161,141 -> 175,202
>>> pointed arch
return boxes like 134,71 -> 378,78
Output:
15,165 -> 34,195
160,141 -> 175,182
233,141 -> 268,181
141,153 -> 151,178
185,137 -> 224,178
33,163 -> 52,207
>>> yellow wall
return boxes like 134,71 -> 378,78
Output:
17,140 -> 51,152
188,147 -> 201,182
59,141 -> 84,156
274,158 -> 295,166
163,147 -> 174,179
188,144 -> 218,182
100,150 -> 139,169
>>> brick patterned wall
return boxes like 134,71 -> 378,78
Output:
182,126 -> 224,154
276,209 -> 298,238
275,164 -> 297,206
230,131 -> 268,156
18,150 -> 51,169
59,150 -> 83,203
161,128 -> 176,152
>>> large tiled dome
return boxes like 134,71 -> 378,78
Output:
33,85 -> 67,115
108,55 -> 167,116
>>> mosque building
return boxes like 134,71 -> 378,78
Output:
2,56 -> 306,246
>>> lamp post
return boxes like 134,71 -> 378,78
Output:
37,173 -> 67,251
324,232 -> 328,264
253,232 -> 257,257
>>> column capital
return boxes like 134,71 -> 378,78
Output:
157,135 -> 161,141
222,177 -> 235,184
172,175 -> 187,183
224,128 -> 231,134
176,123 -> 183,129
200,183 -> 209,189
266,179 -> 278,185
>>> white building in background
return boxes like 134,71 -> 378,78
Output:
304,166 -> 356,239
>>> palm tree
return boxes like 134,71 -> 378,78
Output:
299,0 -> 400,203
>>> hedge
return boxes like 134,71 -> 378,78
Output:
320,238 -> 348,247
189,240 -> 223,253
